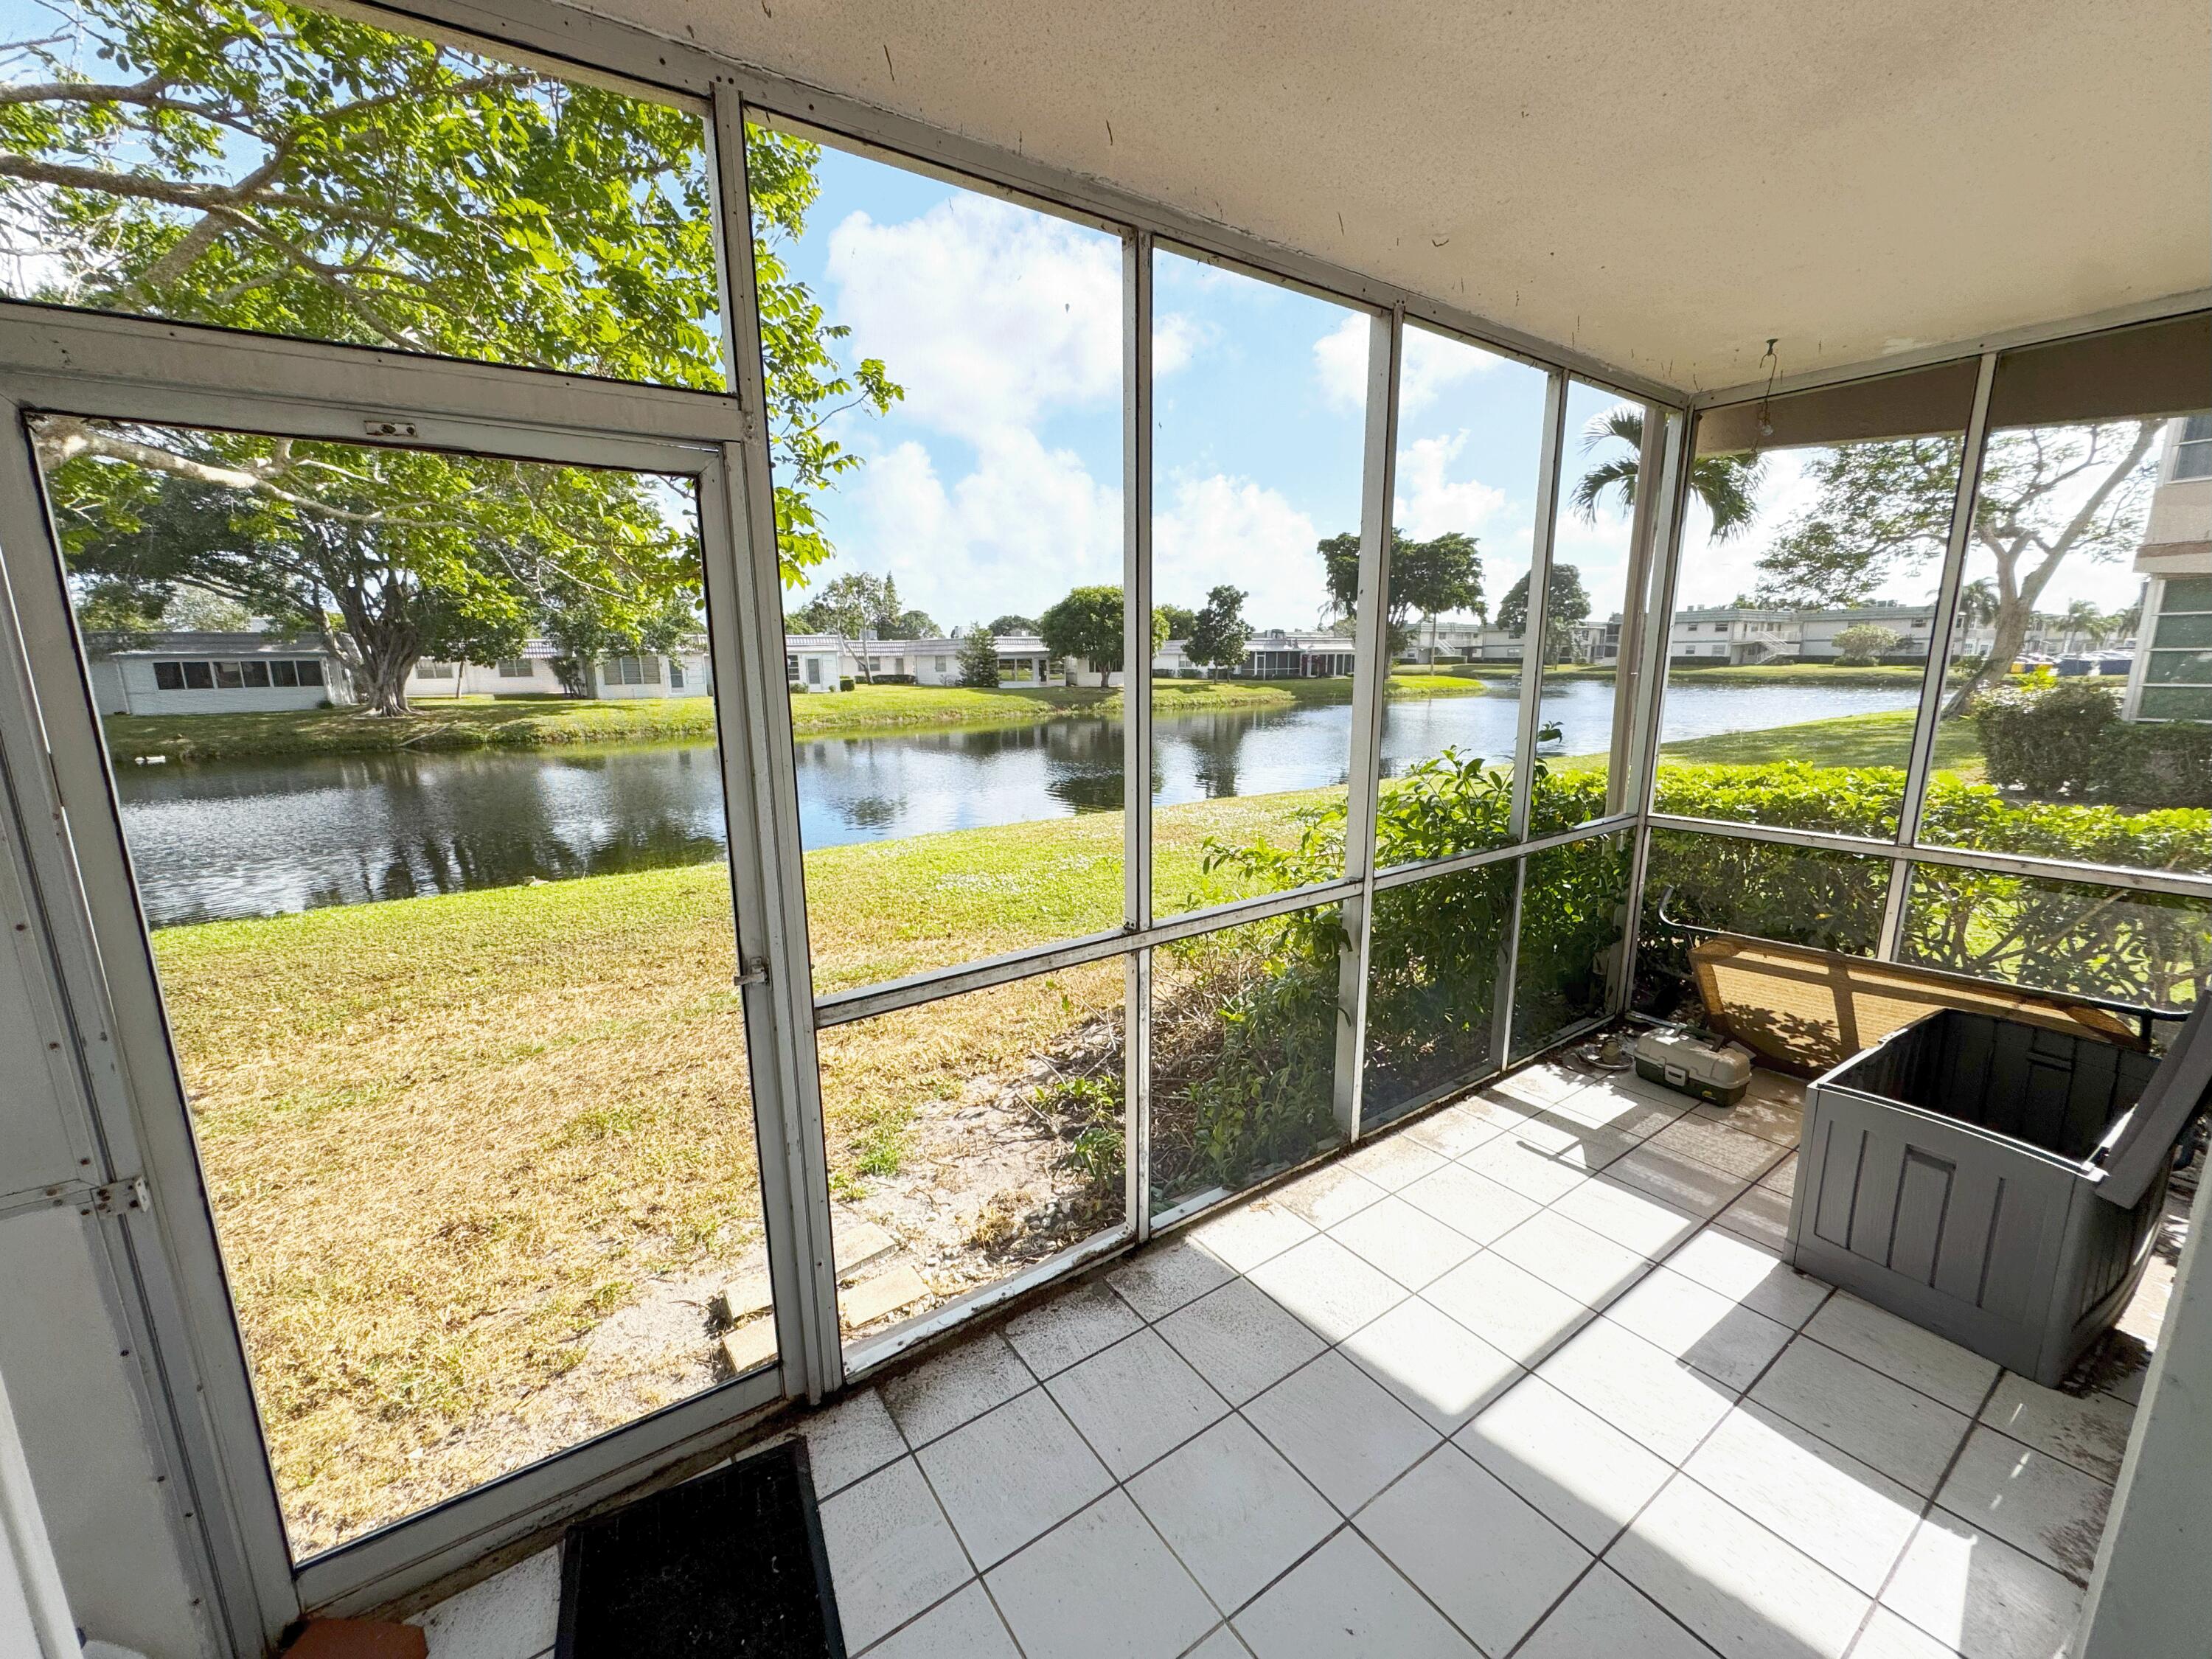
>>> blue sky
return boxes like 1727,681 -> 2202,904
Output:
772,136 -> 1641,635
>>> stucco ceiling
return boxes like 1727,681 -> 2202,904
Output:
599,0 -> 2209,394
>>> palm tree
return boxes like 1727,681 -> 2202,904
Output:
2062,597 -> 2110,651
1957,577 -> 1999,631
1571,407 -> 1764,540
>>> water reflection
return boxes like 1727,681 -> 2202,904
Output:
115,679 -> 1916,925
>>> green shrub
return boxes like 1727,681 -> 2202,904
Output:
1641,762 -> 2211,1014
1974,675 -> 2212,808
1166,748 -> 2209,1186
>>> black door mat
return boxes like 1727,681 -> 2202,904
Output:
556,1441 -> 846,1658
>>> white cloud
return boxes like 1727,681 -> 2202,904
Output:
1154,474 -> 1326,629
1313,313 -> 1370,414
1401,327 -> 1503,416
1394,431 -> 1509,542
1315,314 -> 1507,417
827,195 -> 1122,439
832,430 -> 1121,625
1153,311 -> 1209,378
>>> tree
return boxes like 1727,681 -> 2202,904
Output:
1185,584 -> 1252,678
1737,426 -> 2160,714
1745,439 -> 1964,610
956,625 -> 1001,689
1155,603 -> 1200,641
1495,564 -> 1592,664
4,0 -> 897,710
1832,623 -> 1903,666
987,613 -> 1037,636
44,428 -> 695,712
785,571 -> 936,669
1571,406 -> 1764,540
1316,526 -> 1484,657
1037,585 -> 1165,678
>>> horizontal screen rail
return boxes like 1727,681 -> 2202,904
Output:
812,875 -> 1365,1028
1644,812 -> 2212,902
1371,813 -> 1638,893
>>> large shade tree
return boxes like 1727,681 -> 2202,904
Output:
1185,583 -> 1251,678
1317,527 -> 1483,657
1,0 -> 897,711
1495,563 -> 1593,664
1740,426 -> 2160,712
1037,585 -> 1167,678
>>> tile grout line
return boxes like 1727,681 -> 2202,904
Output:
1837,1366 -> 2008,1659
834,1064 -> 1792,1659
1488,1163 -> 1836,1659
854,1335 -> 1041,1656
1500,1281 -> 1844,1659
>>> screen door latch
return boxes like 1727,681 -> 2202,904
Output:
734,957 -> 770,988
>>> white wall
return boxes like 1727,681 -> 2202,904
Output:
2075,1169 -> 2212,1659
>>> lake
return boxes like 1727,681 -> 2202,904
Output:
114,678 -> 1916,925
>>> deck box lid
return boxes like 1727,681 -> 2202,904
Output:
2096,997 -> 2212,1208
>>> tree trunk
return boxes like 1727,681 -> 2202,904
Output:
321,591 -> 420,715
1944,599 -> 2031,720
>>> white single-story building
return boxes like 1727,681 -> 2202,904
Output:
785,634 -> 843,692
407,639 -> 712,700
83,630 -> 344,717
838,632 -> 1075,686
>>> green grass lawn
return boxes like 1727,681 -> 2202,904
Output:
102,672 -> 1489,762
1655,706 -> 1986,779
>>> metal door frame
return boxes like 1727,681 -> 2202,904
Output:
0,305 -> 818,1638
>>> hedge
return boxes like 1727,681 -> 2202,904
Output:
1130,748 -> 2211,1198
1975,676 -> 2212,810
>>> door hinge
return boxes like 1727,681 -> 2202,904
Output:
0,1175 -> 150,1223
83,1175 -> 150,1217
734,956 -> 770,987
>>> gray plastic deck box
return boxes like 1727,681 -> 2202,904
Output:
1787,1003 -> 2212,1387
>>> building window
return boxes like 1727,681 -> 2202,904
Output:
497,658 -> 532,678
181,661 -> 212,689
935,655 -> 948,673
271,661 -> 299,687
805,658 -> 822,685
242,661 -> 271,687
602,655 -> 661,686
214,661 -> 243,689
669,661 -> 686,689
295,660 -> 324,687
153,661 -> 184,690
2177,413 -> 2212,481
417,661 -> 457,678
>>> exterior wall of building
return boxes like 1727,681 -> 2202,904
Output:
87,636 -> 344,716
2118,419 -> 2212,721
785,637 -> 843,692
1798,607 -> 1936,658
1669,608 -> 1801,665
837,634 -> 1069,686
594,652 -> 711,699
406,657 -> 565,698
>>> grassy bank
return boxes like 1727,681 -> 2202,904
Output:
1656,706 -> 1986,778
102,672 -> 1487,763
150,786 -> 1324,1549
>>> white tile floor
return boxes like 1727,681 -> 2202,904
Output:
414,1060 -> 2158,1659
